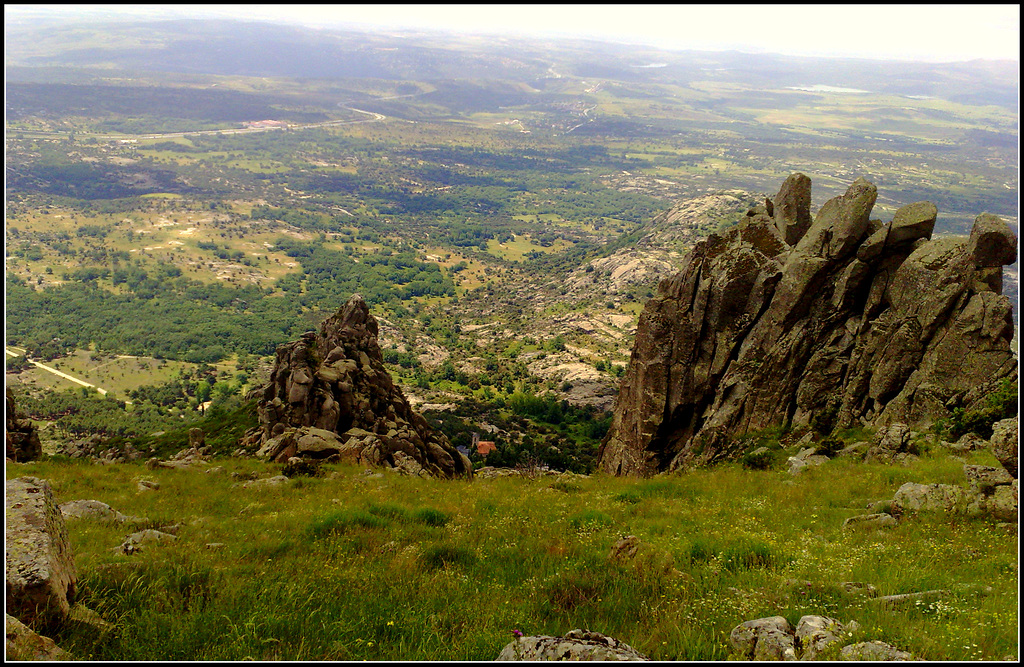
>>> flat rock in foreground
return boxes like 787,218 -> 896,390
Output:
5,477 -> 78,629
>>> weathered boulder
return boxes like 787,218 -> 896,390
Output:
941,431 -> 987,454
116,529 -> 177,555
840,640 -> 915,661
990,417 -> 1018,478
6,388 -> 42,462
963,464 -> 1014,494
872,590 -> 947,608
59,499 -> 146,525
787,453 -> 828,475
795,615 -> 855,660
241,475 -> 289,490
599,175 -> 1017,476
984,480 -> 1017,522
840,581 -> 879,597
242,295 -> 471,479
136,480 -> 160,492
5,478 -> 78,628
864,423 -> 920,464
729,616 -> 797,661
496,629 -> 649,661
892,482 -> 970,514
5,613 -> 71,660
842,513 -> 897,530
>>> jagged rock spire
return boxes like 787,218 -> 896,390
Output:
244,294 -> 472,479
599,175 -> 1017,476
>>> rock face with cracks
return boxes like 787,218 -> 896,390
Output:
600,174 -> 1017,476
245,295 -> 471,479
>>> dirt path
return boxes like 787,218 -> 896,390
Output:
6,348 -> 108,395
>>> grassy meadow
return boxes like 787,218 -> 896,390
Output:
8,445 -> 1017,661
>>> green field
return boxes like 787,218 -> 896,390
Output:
7,442 -> 1016,661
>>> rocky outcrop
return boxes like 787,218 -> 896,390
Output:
892,471 -> 1016,522
243,295 -> 471,479
497,629 -> 649,661
729,615 -> 896,661
6,388 -> 41,462
600,175 -> 1017,476
5,478 -> 78,628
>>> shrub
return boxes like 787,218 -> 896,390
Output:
810,400 -> 840,435
419,543 -> 477,570
543,571 -> 605,611
281,458 -> 322,478
367,503 -> 410,521
687,538 -> 719,564
549,480 -> 581,493
412,508 -> 449,527
307,510 -> 387,539
814,435 -> 844,457
947,378 -> 1017,439
568,510 -> 614,530
740,447 -> 776,470
721,541 -> 785,572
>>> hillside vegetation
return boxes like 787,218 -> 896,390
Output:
7,442 -> 1016,661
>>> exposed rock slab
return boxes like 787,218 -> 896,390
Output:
496,629 -> 649,661
243,295 -> 471,479
5,477 -> 78,628
840,640 -> 916,661
599,175 -> 1017,475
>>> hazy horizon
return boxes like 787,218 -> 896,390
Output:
6,3 -> 1020,65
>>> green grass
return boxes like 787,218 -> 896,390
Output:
6,445 -> 1016,661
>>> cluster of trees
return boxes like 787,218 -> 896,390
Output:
424,392 -> 610,474
16,387 -> 193,440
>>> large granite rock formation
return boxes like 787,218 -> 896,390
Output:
244,295 -> 471,479
600,175 -> 1017,476
6,388 -> 42,462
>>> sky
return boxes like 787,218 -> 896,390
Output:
8,4 -> 1021,63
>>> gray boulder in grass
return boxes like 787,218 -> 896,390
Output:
497,629 -> 649,661
729,616 -> 797,661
